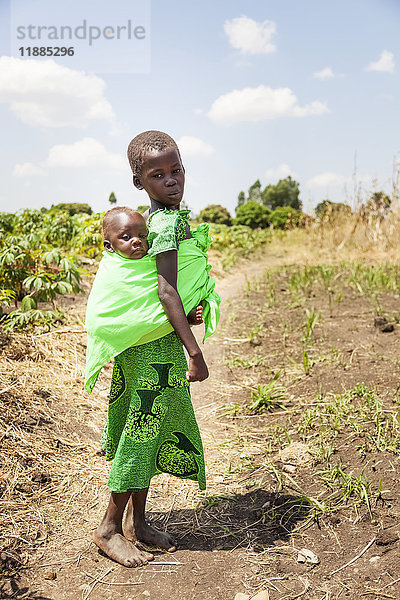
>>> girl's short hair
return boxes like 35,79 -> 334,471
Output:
127,130 -> 180,177
102,206 -> 143,239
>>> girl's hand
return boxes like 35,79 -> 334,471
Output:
186,352 -> 209,382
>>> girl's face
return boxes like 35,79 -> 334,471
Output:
134,148 -> 185,209
104,212 -> 149,259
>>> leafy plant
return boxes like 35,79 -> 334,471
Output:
318,463 -> 374,516
226,355 -> 264,369
264,281 -> 276,308
303,307 -> 321,341
0,288 -> 16,313
199,494 -> 234,509
248,372 -> 287,413
0,236 -> 84,330
302,349 -> 314,375
2,308 -> 64,332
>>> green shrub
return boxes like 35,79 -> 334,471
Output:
199,204 -> 232,226
315,200 -> 351,220
0,212 -> 16,235
50,203 -> 93,216
270,206 -> 301,229
235,201 -> 270,229
136,205 -> 150,214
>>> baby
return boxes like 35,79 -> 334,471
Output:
102,206 -> 203,325
103,206 -> 149,259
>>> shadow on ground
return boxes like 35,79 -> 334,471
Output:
0,578 -> 52,600
1,549 -> 52,600
148,488 -> 311,552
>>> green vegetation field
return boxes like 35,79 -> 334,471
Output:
0,204 -> 275,330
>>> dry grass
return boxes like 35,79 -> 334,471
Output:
270,207 -> 400,265
0,321 -> 111,575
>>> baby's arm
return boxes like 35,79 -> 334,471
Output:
156,250 -> 208,382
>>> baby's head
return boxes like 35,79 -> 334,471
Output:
127,130 -> 185,208
103,207 -> 148,260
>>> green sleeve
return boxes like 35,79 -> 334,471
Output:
147,209 -> 190,257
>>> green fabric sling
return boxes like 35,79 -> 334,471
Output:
85,223 -> 220,393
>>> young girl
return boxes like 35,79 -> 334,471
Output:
128,130 -> 209,382
86,132 -> 219,568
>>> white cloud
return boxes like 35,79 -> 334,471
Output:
13,138 -> 125,177
265,164 -> 296,181
0,57 -> 115,128
366,50 -> 395,73
314,67 -> 336,80
177,136 -> 216,157
208,85 -> 329,125
46,138 -> 125,170
13,162 -> 47,178
224,16 -> 277,55
194,108 -> 204,115
307,172 -> 348,188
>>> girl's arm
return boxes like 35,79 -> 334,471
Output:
156,250 -> 209,382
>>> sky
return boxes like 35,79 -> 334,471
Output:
0,0 -> 399,217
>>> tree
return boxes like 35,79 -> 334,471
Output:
248,180 -> 262,204
370,191 -> 391,210
262,176 -> 301,210
136,205 -> 150,214
199,204 -> 232,225
180,199 -> 191,214
366,191 -> 391,213
51,203 -> 92,216
237,190 -> 246,208
0,212 -> 16,234
359,191 -> 391,221
270,206 -> 301,229
109,192 -> 117,206
235,201 -> 270,229
315,200 -> 351,219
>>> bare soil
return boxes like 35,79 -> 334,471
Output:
2,250 -> 400,600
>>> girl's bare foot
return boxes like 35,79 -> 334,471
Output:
125,489 -> 176,552
92,524 -> 154,567
135,522 -> 177,552
187,305 -> 203,325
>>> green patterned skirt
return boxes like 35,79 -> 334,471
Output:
102,331 -> 206,493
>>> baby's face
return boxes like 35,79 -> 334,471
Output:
104,212 -> 149,259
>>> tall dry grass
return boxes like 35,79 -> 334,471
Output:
266,206 -> 400,265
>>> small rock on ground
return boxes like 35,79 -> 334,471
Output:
279,442 -> 312,467
234,591 -> 270,600
251,591 -> 270,600
376,530 -> 399,546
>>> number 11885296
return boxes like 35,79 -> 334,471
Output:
19,47 -> 75,57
